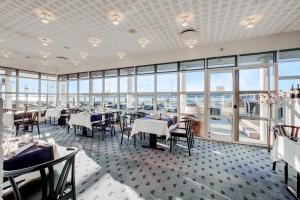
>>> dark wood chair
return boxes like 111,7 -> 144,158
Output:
3,147 -> 78,200
14,112 -> 32,136
170,118 -> 193,156
272,125 -> 300,184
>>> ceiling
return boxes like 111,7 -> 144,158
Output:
0,0 -> 300,74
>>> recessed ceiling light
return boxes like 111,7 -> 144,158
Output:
89,37 -> 101,47
79,51 -> 88,59
181,29 -> 198,48
138,38 -> 150,48
112,14 -> 121,25
108,11 -> 124,25
36,9 -> 56,24
0,51 -> 11,58
40,51 -> 50,59
117,52 -> 126,59
39,36 -> 52,46
177,13 -> 193,27
240,15 -> 262,29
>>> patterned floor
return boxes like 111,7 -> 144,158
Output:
33,124 -> 296,200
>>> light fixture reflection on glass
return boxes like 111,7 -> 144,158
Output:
89,37 -> 101,47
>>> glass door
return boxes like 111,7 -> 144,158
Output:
208,70 -> 233,141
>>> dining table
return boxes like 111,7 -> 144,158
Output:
131,115 -> 177,150
271,135 -> 300,199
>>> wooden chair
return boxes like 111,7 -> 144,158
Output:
3,147 -> 78,200
170,118 -> 193,156
15,112 -> 32,136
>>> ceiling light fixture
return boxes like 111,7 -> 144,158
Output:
39,36 -> 52,46
0,51 -> 11,58
36,9 -> 56,24
41,59 -> 49,66
181,29 -> 198,48
177,13 -> 193,27
89,37 -> 101,47
138,38 -> 150,48
40,51 -> 50,59
240,15 -> 262,29
112,14 -> 121,25
79,51 -> 88,59
117,52 -> 126,59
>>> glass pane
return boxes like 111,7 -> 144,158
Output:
41,80 -> 56,94
19,77 -> 39,93
92,79 -> 102,93
104,95 -> 118,109
18,94 -> 39,110
239,53 -> 274,65
68,80 -> 77,94
68,94 -> 77,107
58,75 -> 67,81
0,75 -> 16,93
105,77 -> 118,93
278,61 -> 300,76
1,93 -> 16,109
58,95 -> 67,107
79,79 -> 89,93
180,93 -> 204,115
239,119 -> 267,144
91,95 -> 102,108
19,71 -> 39,78
180,71 -> 204,92
137,96 -> 154,111
120,68 -> 135,76
180,60 -> 205,70
79,95 -> 89,108
79,72 -> 89,79
120,94 -> 135,110
137,75 -> 154,92
279,49 -> 300,61
209,93 -> 233,115
279,79 -> 300,92
59,81 -> 67,94
157,63 -> 177,72
137,65 -> 155,74
157,95 -> 177,113
0,67 -> 16,76
120,76 -> 135,93
157,73 -> 177,92
209,117 -> 232,136
210,72 -> 232,91
41,94 -> 56,108
68,74 -> 77,80
105,69 -> 118,77
239,93 -> 268,118
239,68 -> 269,91
91,71 -> 103,78
208,56 -> 236,68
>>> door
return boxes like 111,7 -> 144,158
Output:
207,70 -> 233,142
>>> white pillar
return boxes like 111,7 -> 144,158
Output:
180,72 -> 187,113
4,76 -> 12,109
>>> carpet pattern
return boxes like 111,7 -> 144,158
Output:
31,124 -> 296,200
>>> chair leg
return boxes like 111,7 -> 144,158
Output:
121,131 -> 124,145
272,162 -> 276,171
16,125 -> 19,136
37,124 -> 40,137
134,134 -> 136,147
285,162 -> 288,184
187,137 -> 191,156
170,136 -> 172,153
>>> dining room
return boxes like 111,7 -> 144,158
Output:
1,0 -> 300,200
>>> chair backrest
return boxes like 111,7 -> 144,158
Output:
31,111 -> 39,123
3,147 -> 78,200
120,115 -> 129,132
274,125 -> 300,139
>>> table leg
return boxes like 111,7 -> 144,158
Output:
142,133 -> 165,151
286,172 -> 300,200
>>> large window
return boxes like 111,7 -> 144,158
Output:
0,67 -> 16,109
68,74 -> 78,107
19,71 -> 39,110
41,74 -> 56,108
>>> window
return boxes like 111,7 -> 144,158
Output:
120,76 -> 135,93
207,56 -> 236,68
239,52 -> 274,65
180,60 -> 204,71
105,77 -> 118,93
137,74 -> 154,93
120,94 -> 135,110
157,95 -> 177,113
156,63 -> 177,73
180,71 -> 204,92
41,74 -> 57,107
137,65 -> 155,74
120,67 -> 135,76
137,95 -> 154,111
92,78 -> 102,93
157,73 -> 177,92
104,95 -> 118,109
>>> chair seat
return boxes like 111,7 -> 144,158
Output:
170,128 -> 187,136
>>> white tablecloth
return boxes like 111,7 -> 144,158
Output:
131,118 -> 175,139
45,109 -> 62,119
68,112 -> 99,130
2,112 -> 14,129
271,135 -> 300,173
